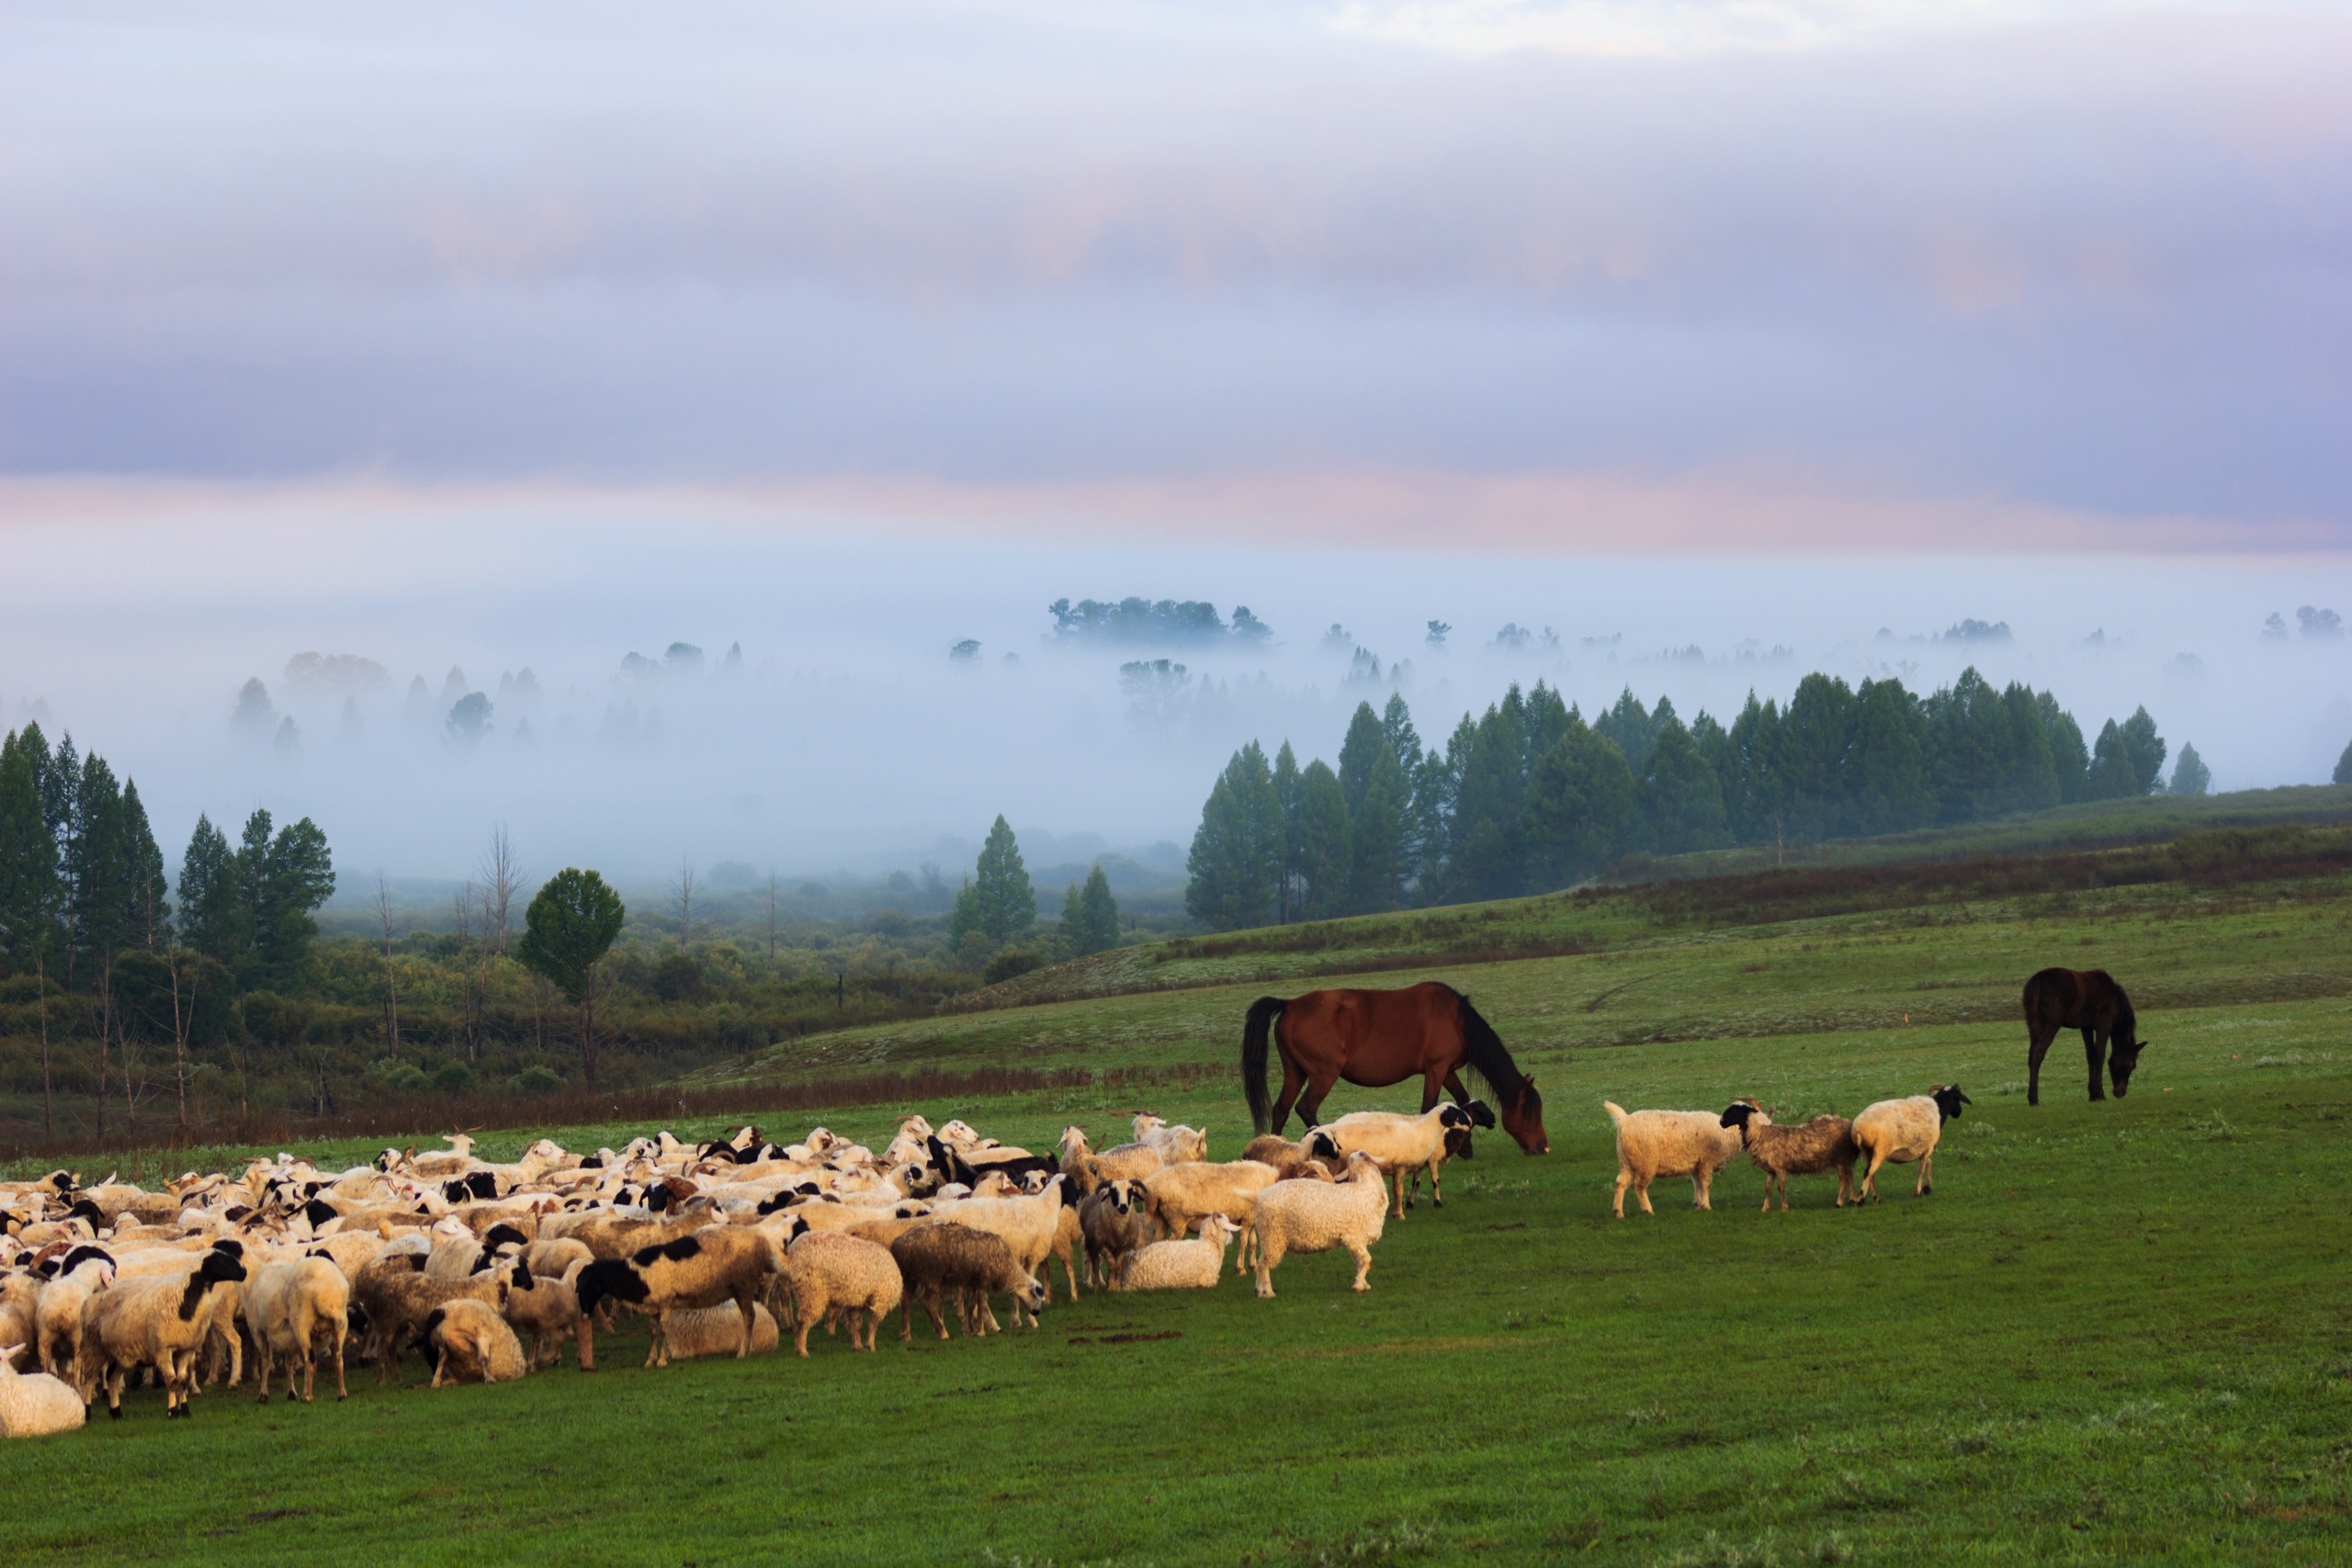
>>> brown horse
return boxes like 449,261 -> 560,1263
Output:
2023,967 -> 2147,1105
1242,982 -> 1548,1154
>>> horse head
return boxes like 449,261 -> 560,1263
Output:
2109,1039 -> 2147,1097
1500,1077 -> 1548,1155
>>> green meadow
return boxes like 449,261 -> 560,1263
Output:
7,853 -> 2352,1566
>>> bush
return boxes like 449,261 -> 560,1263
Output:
651,953 -> 705,1003
982,948 -> 1043,985
431,1062 -> 478,1094
513,1065 -> 564,1093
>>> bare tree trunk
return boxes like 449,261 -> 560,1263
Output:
375,875 -> 401,1061
169,956 -> 193,1134
480,828 -> 520,1066
765,872 -> 777,963
673,861 -> 695,951
578,972 -> 598,1089
37,951 -> 51,1140
453,881 -> 479,1059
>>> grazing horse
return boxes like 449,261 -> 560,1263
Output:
1241,982 -> 1549,1154
2022,968 -> 2147,1105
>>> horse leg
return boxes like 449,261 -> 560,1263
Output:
1419,1066 -> 1448,1114
2027,1021 -> 2054,1106
1268,1060 -> 1310,1135
2085,1028 -> 2107,1101
1295,1066 -> 1342,1130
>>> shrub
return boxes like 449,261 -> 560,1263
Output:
431,1062 -> 478,1094
513,1065 -> 563,1093
983,948 -> 1043,985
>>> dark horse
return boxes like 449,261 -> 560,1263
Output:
1242,981 -> 1549,1154
2023,967 -> 2148,1105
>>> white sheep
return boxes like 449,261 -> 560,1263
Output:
0,1343 -> 85,1437
244,1257 -> 351,1404
423,1298 -> 528,1385
1603,1101 -> 1747,1218
1132,1115 -> 1208,1164
76,1246 -> 248,1417
662,1301 -> 781,1359
1120,1214 -> 1241,1291
1246,1152 -> 1388,1298
34,1247 -> 115,1376
1316,1103 -> 1476,1217
781,1232 -> 903,1355
1851,1085 -> 1971,1201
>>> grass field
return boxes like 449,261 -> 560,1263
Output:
8,861 -> 2352,1565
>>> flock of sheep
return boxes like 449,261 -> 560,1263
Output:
1604,1084 -> 1972,1217
0,1083 -> 1973,1438
0,1100 -> 1481,1437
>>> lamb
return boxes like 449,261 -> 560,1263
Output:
1057,1126 -> 1164,1196
1078,1180 -> 1152,1290
1246,1151 -> 1387,1298
421,1298 -> 528,1385
1603,1101 -> 1747,1218
1141,1160 -> 1283,1253
1316,1103 -> 1476,1217
243,1257 -> 350,1403
75,1245 -> 249,1416
34,1246 -> 114,1376
0,1342 -> 85,1437
1120,1214 -> 1241,1291
1851,1085 -> 1971,1201
573,1225 -> 782,1367
781,1232 -> 903,1356
499,1257 -> 595,1371
1718,1102 -> 1858,1211
889,1224 -> 1044,1341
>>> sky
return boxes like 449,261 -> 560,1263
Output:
0,2 -> 2346,887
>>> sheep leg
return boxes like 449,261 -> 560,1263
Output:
1057,1243 -> 1081,1303
1391,1168 -> 1408,1219
105,1364 -> 127,1418
793,1294 -> 818,1358
1429,1159 -> 1445,1210
1918,1151 -> 1933,1196
1861,1150 -> 1887,1203
1693,1166 -> 1713,1212
645,1312 -> 667,1368
1254,1237 -> 1283,1298
330,1330 -> 348,1398
1347,1241 -> 1373,1292
573,1314 -> 596,1372
254,1346 -> 273,1404
736,1292 -> 757,1358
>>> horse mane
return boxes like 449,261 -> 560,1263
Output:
1447,987 -> 1527,1100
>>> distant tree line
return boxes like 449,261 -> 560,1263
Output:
1049,597 -> 1272,644
1186,669 -> 2190,929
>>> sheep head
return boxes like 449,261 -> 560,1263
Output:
1931,1085 -> 1973,1122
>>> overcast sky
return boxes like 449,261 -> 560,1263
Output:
5,0 -> 2348,540
2,3 -> 2346,881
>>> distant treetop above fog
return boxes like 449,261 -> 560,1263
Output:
1048,597 -> 1272,646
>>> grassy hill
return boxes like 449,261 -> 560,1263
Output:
8,823 -> 2352,1564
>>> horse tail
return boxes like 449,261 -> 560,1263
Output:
1242,997 -> 1287,1134
1453,990 -> 1526,1102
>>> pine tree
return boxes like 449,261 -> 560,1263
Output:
1523,716 -> 1637,886
1337,703 -> 1386,816
1725,694 -> 1787,852
2087,719 -> 2136,799
230,808 -> 336,992
2167,742 -> 2211,797
1778,673 -> 1857,840
2335,737 -> 2352,786
177,814 -> 243,965
2119,707 -> 2167,795
0,727 -> 61,975
1447,688 -> 1532,902
1185,743 -> 1283,930
1847,678 -> 1935,835
1638,713 -> 1730,854
1077,864 -> 1128,949
1272,741 -> 1303,923
1346,743 -> 1411,913
1593,689 -> 1659,776
1294,761 -> 1351,919
2040,692 -> 2092,803
971,816 -> 1035,942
